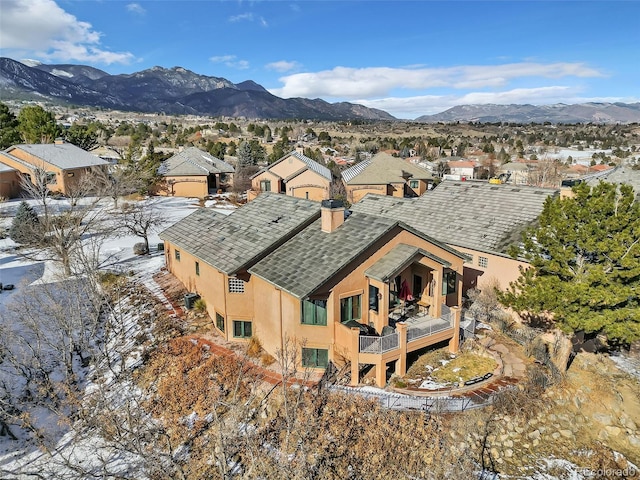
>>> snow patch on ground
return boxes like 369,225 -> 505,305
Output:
0,195 -> 238,476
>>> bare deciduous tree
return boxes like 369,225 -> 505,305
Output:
119,200 -> 166,254
17,169 -> 107,276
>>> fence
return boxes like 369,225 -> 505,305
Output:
329,385 -> 496,413
359,332 -> 399,354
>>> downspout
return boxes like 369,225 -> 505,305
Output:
278,289 -> 284,353
222,274 -> 228,339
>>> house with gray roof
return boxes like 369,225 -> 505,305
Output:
249,150 -> 333,202
584,164 -> 640,199
160,194 -> 467,387
0,157 -> 20,198
341,152 -> 433,203
156,146 -> 235,198
351,180 -> 559,292
0,140 -> 109,197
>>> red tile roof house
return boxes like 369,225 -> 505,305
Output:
447,160 -> 478,180
160,193 -> 467,387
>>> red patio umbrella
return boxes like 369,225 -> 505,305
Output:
399,280 -> 414,311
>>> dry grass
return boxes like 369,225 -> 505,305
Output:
261,352 -> 276,367
405,347 -> 496,384
246,336 -> 263,358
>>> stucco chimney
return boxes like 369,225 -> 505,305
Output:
321,199 -> 345,233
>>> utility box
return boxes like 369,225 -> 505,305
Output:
184,293 -> 200,310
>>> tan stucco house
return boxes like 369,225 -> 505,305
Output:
156,147 -> 235,198
0,141 -> 109,197
160,193 -> 466,387
341,152 -> 433,204
498,162 -> 530,185
0,160 -> 21,199
249,151 -> 333,201
351,180 -> 559,293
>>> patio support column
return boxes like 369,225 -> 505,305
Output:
396,322 -> 408,377
349,327 -> 360,386
448,306 -> 461,354
433,269 -> 443,318
375,360 -> 386,387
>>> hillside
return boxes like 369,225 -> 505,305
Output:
0,57 -> 396,121
415,102 -> 640,124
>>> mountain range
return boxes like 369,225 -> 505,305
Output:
2,57 -> 640,124
0,57 -> 394,121
414,102 -> 640,124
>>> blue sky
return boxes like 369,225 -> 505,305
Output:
1,0 -> 638,119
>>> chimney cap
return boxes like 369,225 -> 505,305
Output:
321,199 -> 344,209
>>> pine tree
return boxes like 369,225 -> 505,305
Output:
0,102 -> 21,149
9,201 -> 41,244
237,140 -> 254,168
500,182 -> 640,345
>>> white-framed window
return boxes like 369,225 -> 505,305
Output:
228,277 -> 245,293
478,256 -> 489,268
260,180 -> 271,192
409,180 -> 419,189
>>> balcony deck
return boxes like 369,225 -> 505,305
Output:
359,309 -> 453,355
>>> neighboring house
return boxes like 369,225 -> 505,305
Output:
90,145 -> 122,164
156,147 -> 235,198
584,164 -> 640,199
249,151 -> 333,202
0,140 -> 109,197
160,193 -> 466,387
351,180 -> 559,293
341,152 -> 433,204
448,160 -> 477,180
0,160 -> 21,199
498,162 -> 530,185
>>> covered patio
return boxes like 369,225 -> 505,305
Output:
335,243 -> 463,387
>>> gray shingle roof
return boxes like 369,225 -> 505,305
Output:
585,165 -> 640,198
7,143 -> 109,170
159,147 -> 235,176
341,152 -> 433,185
364,243 -> 451,283
159,193 -> 320,275
0,153 -> 18,172
252,151 -> 332,181
249,212 -> 400,299
351,180 -> 558,255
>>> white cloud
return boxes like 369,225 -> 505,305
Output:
265,60 -> 301,73
228,12 -> 267,26
272,63 -> 605,99
0,0 -> 135,65
126,3 -> 146,15
210,55 -> 249,70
